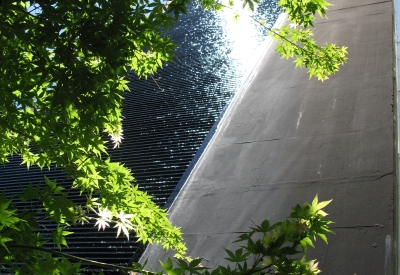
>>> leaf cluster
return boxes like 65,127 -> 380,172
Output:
0,0 -> 191,272
278,0 -> 331,27
270,0 -> 348,81
217,0 -> 347,81
155,195 -> 333,275
270,25 -> 347,81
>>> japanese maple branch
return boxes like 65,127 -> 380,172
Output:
8,244 -> 158,275
219,4 -> 336,64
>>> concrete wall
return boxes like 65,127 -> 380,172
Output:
142,0 -> 395,273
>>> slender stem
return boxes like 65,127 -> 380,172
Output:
219,4 -> 338,66
219,4 -> 309,54
150,74 -> 164,91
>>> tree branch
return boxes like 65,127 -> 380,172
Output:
8,244 -> 158,275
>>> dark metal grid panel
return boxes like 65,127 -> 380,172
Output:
0,2 -> 280,271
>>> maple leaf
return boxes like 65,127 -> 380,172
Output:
94,207 -> 113,231
114,210 -> 134,239
114,221 -> 134,239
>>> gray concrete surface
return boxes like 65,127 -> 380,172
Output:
142,0 -> 395,274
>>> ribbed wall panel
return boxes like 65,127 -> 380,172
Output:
0,2 -> 280,272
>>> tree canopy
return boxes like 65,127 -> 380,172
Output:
0,0 -> 346,273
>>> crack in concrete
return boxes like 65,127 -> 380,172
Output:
367,12 -> 386,16
226,128 -> 385,146
332,224 -> 385,229
185,173 -> 395,194
374,172 -> 393,180
331,0 -> 391,12
316,19 -> 345,25
233,138 -> 281,144
183,231 -> 251,235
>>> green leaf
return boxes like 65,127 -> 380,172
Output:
299,236 -> 314,252
160,257 -> 173,272
188,258 -> 203,269
260,220 -> 270,232
44,177 -> 64,195
43,194 -> 75,223
34,254 -> 59,275
19,183 -> 41,201
0,194 -> 20,229
0,236 -> 12,252
224,248 -> 236,262
57,257 -> 84,274
52,226 -> 73,250
176,258 -> 189,269
317,232 -> 329,244
316,200 -> 332,212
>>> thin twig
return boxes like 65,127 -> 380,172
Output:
219,4 -> 336,64
8,244 -> 158,275
150,74 -> 164,91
